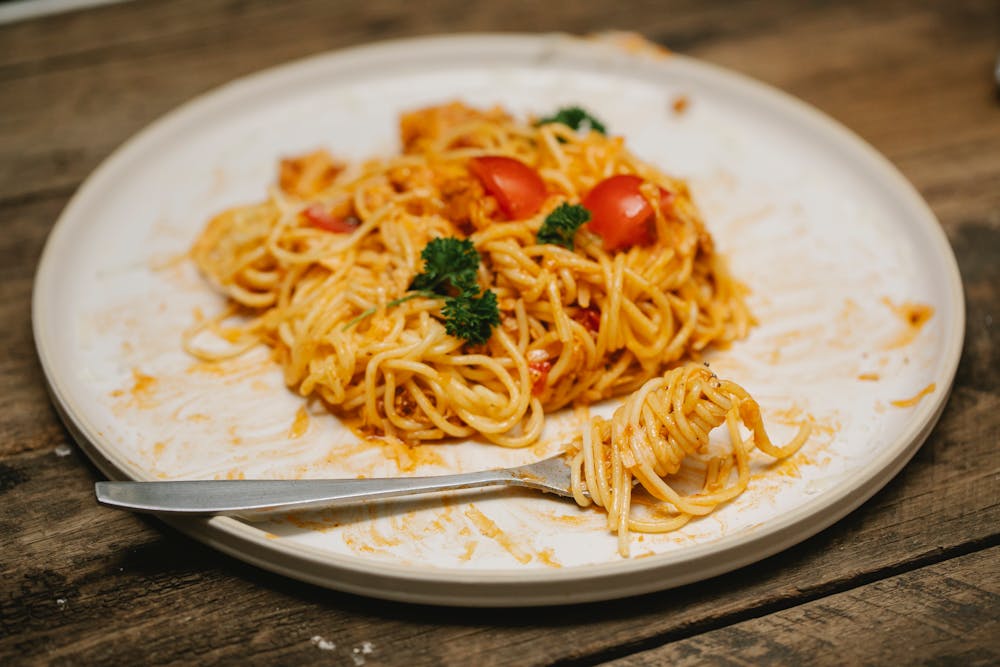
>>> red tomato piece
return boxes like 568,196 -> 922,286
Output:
528,359 -> 552,396
303,204 -> 357,234
469,156 -> 547,220
573,307 -> 601,333
658,187 -> 675,213
582,174 -> 663,251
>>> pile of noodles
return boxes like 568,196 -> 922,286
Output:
189,102 -> 751,447
189,103 -> 808,552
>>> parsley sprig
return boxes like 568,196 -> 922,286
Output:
344,238 -> 500,345
441,288 -> 500,345
409,237 -> 480,296
537,203 -> 590,250
537,106 -> 607,135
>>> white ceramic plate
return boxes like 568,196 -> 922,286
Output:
33,33 -> 963,606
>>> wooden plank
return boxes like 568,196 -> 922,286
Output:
604,546 -> 1000,667
0,194 -> 69,459
0,0 -> 819,71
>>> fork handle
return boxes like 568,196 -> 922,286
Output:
95,470 -> 512,515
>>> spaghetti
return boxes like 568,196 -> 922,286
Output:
570,364 -> 809,555
189,102 -> 753,444
189,102 -> 808,548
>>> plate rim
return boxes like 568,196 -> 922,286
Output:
32,32 -> 966,606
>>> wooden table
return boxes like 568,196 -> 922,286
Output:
2,1 -> 998,664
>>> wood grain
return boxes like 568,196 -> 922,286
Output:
0,0 -> 997,665
605,546 -> 1000,667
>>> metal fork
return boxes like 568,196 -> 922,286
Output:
94,453 -> 574,515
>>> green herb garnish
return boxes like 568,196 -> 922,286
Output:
345,237 -> 501,345
537,203 -> 591,250
536,106 -> 607,135
442,289 -> 501,345
409,237 -> 480,296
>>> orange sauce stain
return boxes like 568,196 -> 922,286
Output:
882,298 -> 934,349
132,369 -> 157,395
671,95 -> 690,115
890,383 -> 936,408
768,455 -> 805,479
857,373 -> 880,381
536,548 -> 562,568
465,505 -> 531,564
536,510 -> 596,526
342,533 -> 393,557
288,406 -> 310,439
411,445 -> 445,469
152,441 -> 166,457
186,413 -> 210,423
111,369 -> 160,407
369,522 -> 402,548
338,417 -> 429,472
426,502 -> 454,534
458,540 -> 478,561
354,435 -> 444,473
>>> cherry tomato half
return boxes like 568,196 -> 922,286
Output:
469,156 -> 547,220
303,204 -> 357,234
583,174 -> 665,251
